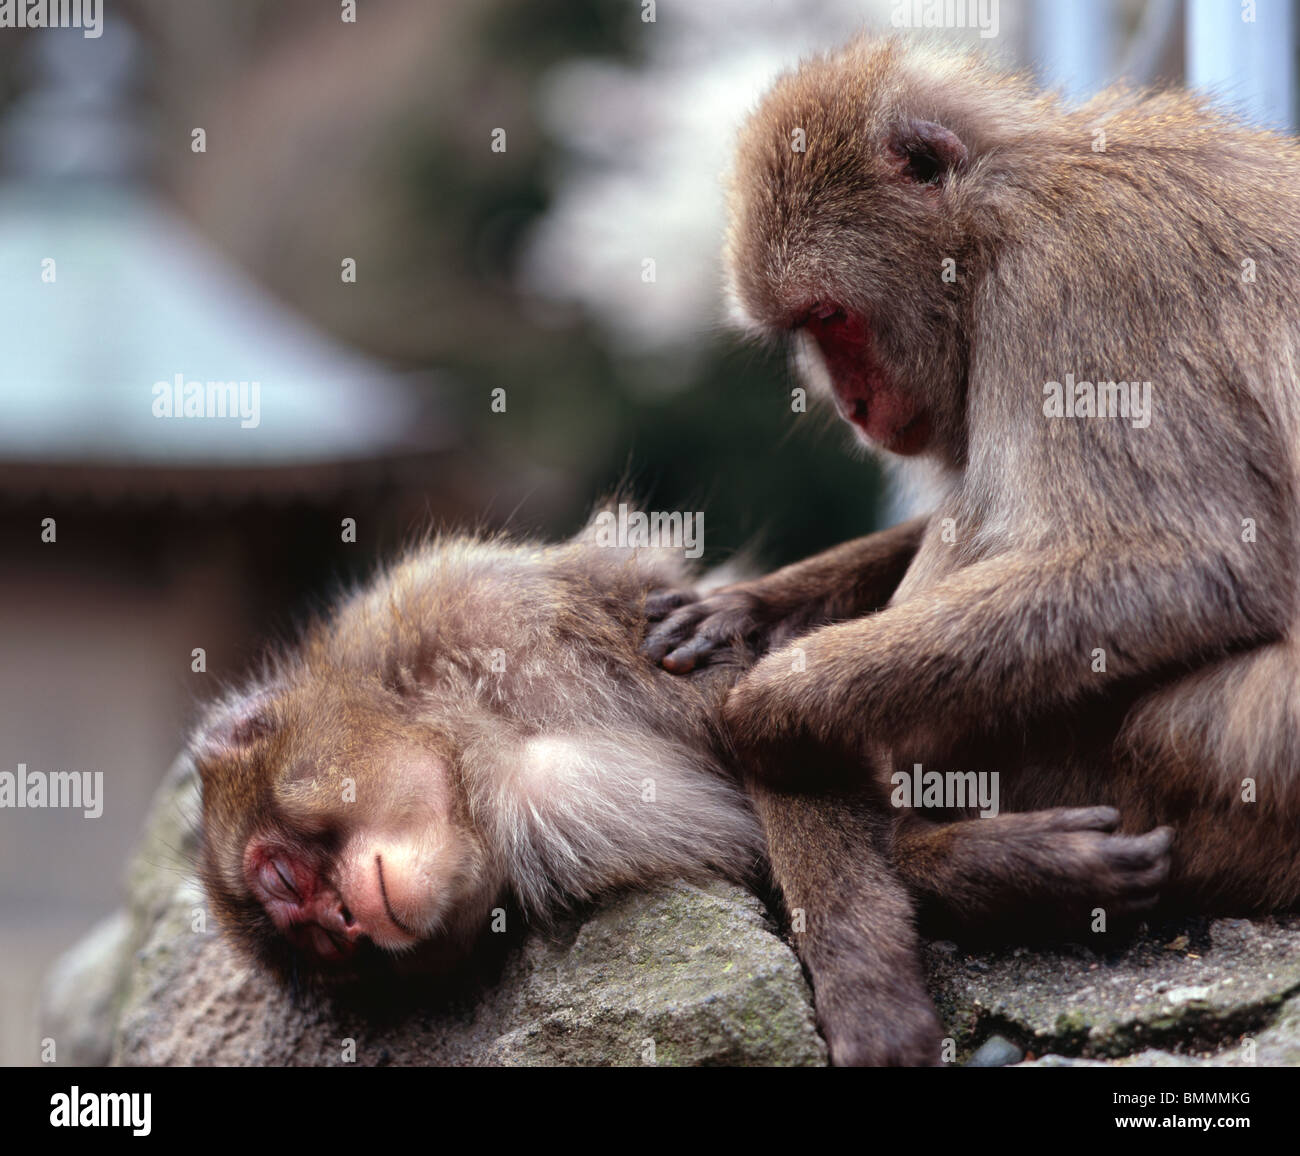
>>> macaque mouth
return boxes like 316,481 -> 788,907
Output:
802,302 -> 932,456
288,923 -> 353,962
375,855 -> 417,936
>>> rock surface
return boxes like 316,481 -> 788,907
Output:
41,754 -> 1300,1066
927,916 -> 1300,1066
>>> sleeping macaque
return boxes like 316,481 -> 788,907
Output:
194,526 -> 762,980
195,520 -> 950,1064
646,31 -> 1300,1052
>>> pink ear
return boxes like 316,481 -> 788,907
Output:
194,687 -> 279,760
889,119 -> 968,184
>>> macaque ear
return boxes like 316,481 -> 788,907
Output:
193,687 -> 280,763
889,119 -> 968,184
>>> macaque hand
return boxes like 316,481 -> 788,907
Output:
721,625 -> 899,770
642,582 -> 789,673
644,587 -> 702,622
721,644 -> 823,753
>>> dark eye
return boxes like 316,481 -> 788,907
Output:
796,303 -> 846,331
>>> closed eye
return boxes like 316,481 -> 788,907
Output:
272,860 -> 300,898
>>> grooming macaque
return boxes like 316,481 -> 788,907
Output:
646,33 -> 1300,1056
198,35 -> 1300,1067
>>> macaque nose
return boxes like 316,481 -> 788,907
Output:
288,894 -> 365,962
286,917 -> 359,963
313,895 -> 359,938
245,840 -> 365,961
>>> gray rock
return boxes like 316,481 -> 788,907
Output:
109,875 -> 826,1067
965,1033 -> 1024,1067
927,917 -> 1300,1066
39,909 -> 133,1066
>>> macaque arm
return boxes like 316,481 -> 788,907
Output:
746,515 -> 928,620
726,541 -> 1287,757
643,516 -> 927,671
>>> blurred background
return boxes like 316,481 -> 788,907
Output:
0,0 -> 1295,1064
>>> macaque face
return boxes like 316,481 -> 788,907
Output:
193,527 -> 726,985
724,42 -> 971,463
800,306 -> 933,456
195,678 -> 503,978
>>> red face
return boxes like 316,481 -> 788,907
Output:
803,306 -> 932,456
242,836 -> 422,963
197,689 -> 502,980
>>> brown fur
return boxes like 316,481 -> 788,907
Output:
647,34 -> 1300,1060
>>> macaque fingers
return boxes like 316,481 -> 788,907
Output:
643,587 -> 771,668
643,587 -> 700,622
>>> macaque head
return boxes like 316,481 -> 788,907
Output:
725,38 -> 1025,464
194,675 -> 504,981
192,520 -> 728,985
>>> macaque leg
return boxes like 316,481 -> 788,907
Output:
1111,640 -> 1300,912
889,640 -> 1300,931
746,773 -> 942,1066
890,807 -> 1172,941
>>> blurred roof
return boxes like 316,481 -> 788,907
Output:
0,22 -> 448,473
0,186 -> 442,467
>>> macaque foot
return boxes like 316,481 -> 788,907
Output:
814,973 -> 945,1067
895,806 -> 1173,940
